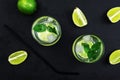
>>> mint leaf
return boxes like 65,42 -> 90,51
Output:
47,26 -> 57,34
88,42 -> 101,60
82,43 -> 93,59
88,50 -> 99,60
91,42 -> 101,51
82,43 -> 90,53
33,24 -> 46,32
88,50 -> 94,60
82,42 -> 101,60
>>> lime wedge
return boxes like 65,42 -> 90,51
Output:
72,7 -> 88,27
109,50 -> 120,65
37,31 -> 57,43
8,50 -> 28,65
107,7 -> 120,23
76,41 -> 88,58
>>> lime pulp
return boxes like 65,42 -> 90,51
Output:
8,50 -> 28,65
109,50 -> 120,65
72,7 -> 88,27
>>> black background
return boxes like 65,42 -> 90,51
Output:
0,0 -> 120,80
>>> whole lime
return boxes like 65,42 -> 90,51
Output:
17,0 -> 37,15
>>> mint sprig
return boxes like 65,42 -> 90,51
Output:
81,43 -> 90,53
47,26 -> 57,34
33,24 -> 46,32
91,42 -> 101,51
82,42 -> 101,59
33,24 -> 57,35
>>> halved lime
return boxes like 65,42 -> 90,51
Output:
32,16 -> 62,46
72,35 -> 104,63
109,50 -> 120,65
72,7 -> 88,27
8,50 -> 28,65
75,41 -> 88,58
107,7 -> 120,23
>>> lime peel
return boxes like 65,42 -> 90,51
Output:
109,50 -> 120,65
8,50 -> 28,65
107,7 -> 120,23
72,7 -> 88,27
17,0 -> 37,15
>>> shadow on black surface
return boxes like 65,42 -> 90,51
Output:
101,52 -> 110,65
101,12 -> 111,25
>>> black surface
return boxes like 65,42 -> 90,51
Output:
0,0 -> 120,80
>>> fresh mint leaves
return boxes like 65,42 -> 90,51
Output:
82,43 -> 90,53
91,42 -> 101,51
33,24 -> 46,32
47,26 -> 57,34
33,24 -> 57,34
82,42 -> 101,59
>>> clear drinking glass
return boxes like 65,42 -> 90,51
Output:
32,16 -> 62,46
72,35 -> 104,63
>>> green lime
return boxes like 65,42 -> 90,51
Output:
109,50 -> 120,65
107,7 -> 120,23
72,7 -> 88,27
8,50 -> 28,65
37,30 -> 57,43
32,16 -> 62,46
72,35 -> 104,63
17,0 -> 37,15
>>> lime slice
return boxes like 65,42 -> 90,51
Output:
8,50 -> 28,65
72,7 -> 88,27
109,50 -> 120,65
76,41 -> 88,58
107,7 -> 120,23
37,31 -> 57,43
